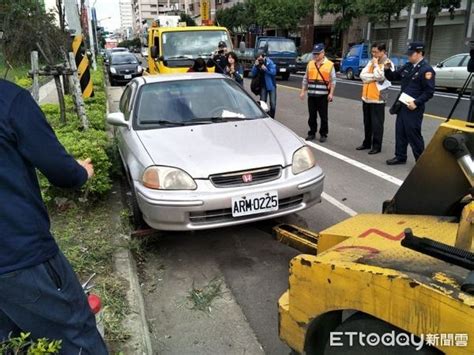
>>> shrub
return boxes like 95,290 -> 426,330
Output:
0,332 -> 61,354
15,77 -> 32,89
40,129 -> 112,204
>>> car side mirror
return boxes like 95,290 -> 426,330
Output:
259,101 -> 270,113
436,63 -> 443,68
105,59 -> 109,66
150,45 -> 159,59
107,112 -> 129,128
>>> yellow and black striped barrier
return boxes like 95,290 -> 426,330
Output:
72,34 -> 94,98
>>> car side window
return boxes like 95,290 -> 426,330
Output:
120,86 -> 132,119
459,55 -> 469,67
442,55 -> 464,68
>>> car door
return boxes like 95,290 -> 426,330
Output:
453,54 -> 469,89
116,83 -> 135,176
342,45 -> 360,74
435,54 -> 465,89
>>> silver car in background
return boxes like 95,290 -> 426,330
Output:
434,53 -> 470,91
108,74 -> 324,231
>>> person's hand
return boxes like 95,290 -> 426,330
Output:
261,65 -> 267,71
78,158 -> 94,179
255,59 -> 260,66
384,60 -> 392,70
407,100 -> 417,110
371,57 -> 378,66
328,93 -> 334,102
299,90 -> 306,100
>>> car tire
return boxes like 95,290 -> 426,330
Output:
322,313 -> 442,355
282,72 -> 290,80
346,68 -> 354,80
129,184 -> 146,231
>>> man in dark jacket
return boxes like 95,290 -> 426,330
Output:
0,79 -> 108,354
384,42 -> 435,165
207,40 -> 228,74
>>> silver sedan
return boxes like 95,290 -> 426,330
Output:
108,74 -> 324,231
434,53 -> 470,91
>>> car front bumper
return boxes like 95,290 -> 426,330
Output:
134,165 -> 324,231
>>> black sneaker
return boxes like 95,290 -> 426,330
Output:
305,134 -> 316,141
368,149 -> 381,155
319,135 -> 327,143
356,145 -> 370,150
386,157 -> 407,165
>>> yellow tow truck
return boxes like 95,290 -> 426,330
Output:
146,24 -> 232,75
276,115 -> 474,351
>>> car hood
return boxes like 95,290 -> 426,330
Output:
111,63 -> 139,71
135,118 -> 304,178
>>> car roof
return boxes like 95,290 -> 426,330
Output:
140,73 -> 228,84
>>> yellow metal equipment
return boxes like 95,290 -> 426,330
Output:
277,119 -> 474,354
146,26 -> 232,75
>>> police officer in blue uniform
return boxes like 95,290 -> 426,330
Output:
384,42 -> 435,165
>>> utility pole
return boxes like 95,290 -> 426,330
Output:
86,0 -> 97,70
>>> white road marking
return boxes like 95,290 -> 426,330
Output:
305,140 -> 404,187
321,192 -> 358,216
292,74 -> 469,100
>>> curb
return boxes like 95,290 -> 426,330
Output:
114,244 -> 153,355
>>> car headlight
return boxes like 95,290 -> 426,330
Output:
137,65 -> 143,73
110,67 -> 117,74
142,166 -> 197,190
292,146 -> 316,175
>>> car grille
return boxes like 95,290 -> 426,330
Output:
210,166 -> 282,187
119,69 -> 135,74
189,195 -> 304,225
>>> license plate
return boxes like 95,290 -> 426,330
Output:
232,191 -> 279,217
124,74 -> 132,79
280,68 -> 287,72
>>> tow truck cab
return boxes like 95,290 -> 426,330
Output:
146,25 -> 233,74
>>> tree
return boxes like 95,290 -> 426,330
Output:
420,0 -> 461,60
363,0 -> 413,40
0,0 -> 67,65
216,3 -> 254,33
180,13 -> 197,26
318,0 -> 361,34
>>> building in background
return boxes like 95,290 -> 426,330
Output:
119,0 -> 134,39
132,0 -> 180,35
367,0 -> 472,63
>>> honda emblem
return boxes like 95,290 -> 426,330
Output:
242,173 -> 253,183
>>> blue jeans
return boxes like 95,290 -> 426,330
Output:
0,251 -> 108,355
260,87 -> 277,118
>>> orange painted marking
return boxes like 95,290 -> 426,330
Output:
358,228 -> 405,241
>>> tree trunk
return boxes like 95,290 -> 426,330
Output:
386,14 -> 391,43
424,9 -> 437,62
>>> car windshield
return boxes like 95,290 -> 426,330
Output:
111,54 -> 138,65
161,30 -> 231,60
261,40 -> 296,53
136,78 -> 266,128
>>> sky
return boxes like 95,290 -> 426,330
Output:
93,0 -> 122,31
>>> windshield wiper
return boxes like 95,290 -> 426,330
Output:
140,120 -> 187,126
165,55 -> 194,60
196,116 -> 247,123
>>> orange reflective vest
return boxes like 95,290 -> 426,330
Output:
307,59 -> 334,96
362,63 -> 384,103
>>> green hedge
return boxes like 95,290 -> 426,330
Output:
39,65 -> 113,204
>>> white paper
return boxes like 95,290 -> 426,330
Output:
399,92 -> 415,106
376,79 -> 391,92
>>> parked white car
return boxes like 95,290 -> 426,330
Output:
434,53 -> 470,91
108,74 -> 325,231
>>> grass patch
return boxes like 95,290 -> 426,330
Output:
187,279 -> 223,313
50,196 -> 130,345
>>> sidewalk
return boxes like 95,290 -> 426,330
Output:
38,79 -> 59,105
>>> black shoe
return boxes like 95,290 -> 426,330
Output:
386,157 -> 406,165
368,149 -> 381,155
305,134 -> 315,141
356,145 -> 370,150
319,135 -> 327,143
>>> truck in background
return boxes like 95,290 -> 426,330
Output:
340,43 -> 408,80
147,24 -> 233,74
238,36 -> 298,80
